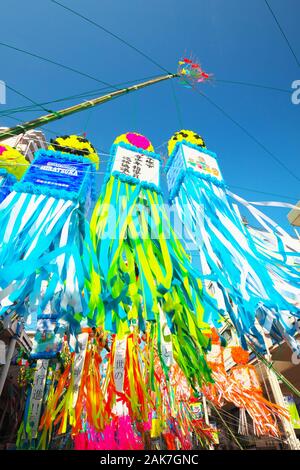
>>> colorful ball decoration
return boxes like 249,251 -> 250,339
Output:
0,144 -> 29,179
48,135 -> 99,169
113,132 -> 154,152
168,129 -> 206,157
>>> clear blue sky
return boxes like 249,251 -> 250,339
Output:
0,0 -> 299,230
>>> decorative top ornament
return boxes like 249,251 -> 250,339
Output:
168,129 -> 206,157
178,57 -> 211,88
49,135 -> 99,169
113,132 -> 154,152
0,144 -> 29,179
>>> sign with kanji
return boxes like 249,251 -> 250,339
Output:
112,146 -> 159,186
113,337 -> 127,393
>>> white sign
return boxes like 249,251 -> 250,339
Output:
72,332 -> 89,407
182,144 -> 222,182
113,337 -> 127,392
112,146 -> 160,186
27,359 -> 48,438
158,304 -> 174,367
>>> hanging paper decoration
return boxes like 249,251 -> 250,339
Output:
0,143 -> 29,179
0,137 -> 98,335
0,144 -> 28,202
73,417 -> 144,450
166,129 -> 300,353
89,131 -> 212,388
201,328 -> 228,408
30,318 -> 68,359
177,57 -> 211,88
49,134 -> 99,169
152,343 -> 217,449
283,396 -> 300,430
31,318 -> 215,450
228,346 -> 289,437
0,169 -> 17,203
201,335 -> 289,438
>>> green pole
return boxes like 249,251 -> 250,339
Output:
0,73 -> 178,142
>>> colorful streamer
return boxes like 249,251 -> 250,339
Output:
88,131 -> 212,388
0,136 -> 98,339
166,129 -> 300,353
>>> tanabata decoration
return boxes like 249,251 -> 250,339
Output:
283,396 -> 300,430
201,334 -> 289,438
49,134 -> 99,169
0,169 -> 17,203
0,143 -> 29,179
31,320 -> 215,450
177,58 -> 211,88
0,144 -> 28,202
74,417 -> 144,450
228,346 -> 289,437
166,129 -> 300,353
0,135 -> 99,336
201,328 -> 228,408
153,355 -> 218,449
89,131 -> 212,388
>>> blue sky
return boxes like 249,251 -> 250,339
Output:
0,0 -> 299,230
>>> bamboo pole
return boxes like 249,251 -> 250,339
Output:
0,73 -> 178,142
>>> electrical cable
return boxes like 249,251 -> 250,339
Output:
193,87 -> 300,183
49,0 -> 171,74
264,0 -> 300,68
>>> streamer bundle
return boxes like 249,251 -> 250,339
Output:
201,334 -> 288,437
0,136 -> 98,336
89,131 -> 212,388
166,129 -> 300,352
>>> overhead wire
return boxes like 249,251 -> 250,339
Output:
49,0 -> 171,74
0,73 -> 164,117
264,0 -> 300,68
192,87 -> 300,183
5,83 -> 53,114
48,0 -> 300,186
0,41 -> 119,89
214,79 -> 291,94
2,3 -> 298,195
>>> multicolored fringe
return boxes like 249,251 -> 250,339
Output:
167,132 -> 300,353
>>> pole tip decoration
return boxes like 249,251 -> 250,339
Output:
113,132 -> 154,152
0,144 -> 29,179
168,129 -> 206,156
178,57 -> 211,87
48,135 -> 99,169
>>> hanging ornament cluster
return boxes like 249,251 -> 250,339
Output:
201,332 -> 289,438
165,129 -> 300,354
177,57 -> 211,88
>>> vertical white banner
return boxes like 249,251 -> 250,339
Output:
72,332 -> 89,407
113,337 -> 127,393
158,304 -> 174,367
27,359 -> 48,438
